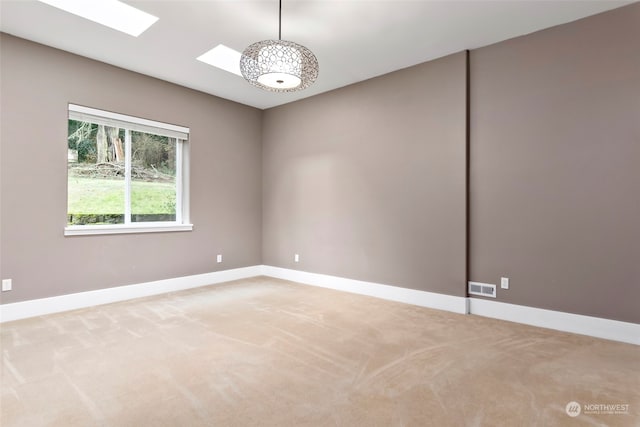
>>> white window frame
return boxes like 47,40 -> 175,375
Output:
65,104 -> 193,236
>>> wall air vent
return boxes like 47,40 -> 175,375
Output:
468,281 -> 497,298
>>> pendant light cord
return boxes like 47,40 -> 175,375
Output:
278,0 -> 282,40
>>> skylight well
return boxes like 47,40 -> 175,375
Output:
38,0 -> 158,37
197,45 -> 243,77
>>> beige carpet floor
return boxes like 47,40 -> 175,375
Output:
1,276 -> 638,426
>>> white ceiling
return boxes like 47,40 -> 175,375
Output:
0,0 -> 633,109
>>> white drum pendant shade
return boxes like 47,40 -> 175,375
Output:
240,39 -> 318,92
240,0 -> 318,92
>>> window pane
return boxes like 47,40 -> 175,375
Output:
67,120 -> 126,225
130,131 -> 176,222
66,105 -> 188,232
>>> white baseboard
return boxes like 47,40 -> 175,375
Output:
0,265 -> 262,323
2,265 -> 637,345
262,266 -> 638,345
469,298 -> 640,346
261,265 -> 469,315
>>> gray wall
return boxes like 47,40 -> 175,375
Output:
0,34 -> 263,304
262,53 -> 467,296
469,4 -> 640,323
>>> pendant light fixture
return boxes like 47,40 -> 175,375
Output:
240,0 -> 318,92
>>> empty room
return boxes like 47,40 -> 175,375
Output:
0,0 -> 638,425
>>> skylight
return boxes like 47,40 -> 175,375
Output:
197,45 -> 243,77
38,0 -> 158,37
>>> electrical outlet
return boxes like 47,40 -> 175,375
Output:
294,254 -> 299,263
501,277 -> 509,290
216,254 -> 222,263
2,279 -> 12,292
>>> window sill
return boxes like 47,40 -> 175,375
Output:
64,223 -> 193,236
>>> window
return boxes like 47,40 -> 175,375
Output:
65,104 -> 192,235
